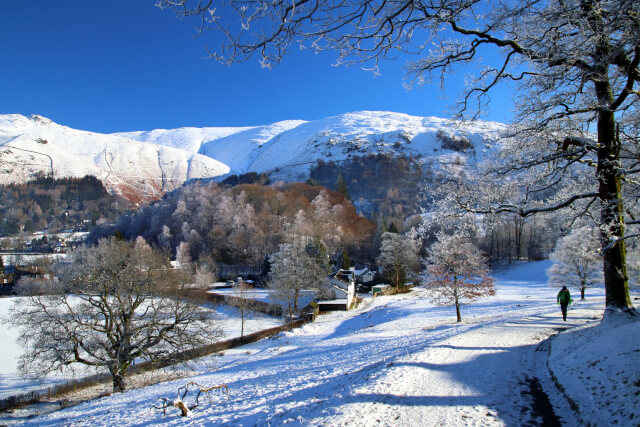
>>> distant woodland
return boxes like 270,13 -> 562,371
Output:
0,175 -> 131,236
308,154 -> 433,227
91,181 -> 377,271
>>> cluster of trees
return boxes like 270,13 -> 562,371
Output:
0,175 -> 130,236
308,154 -> 562,267
308,155 -> 426,227
159,0 -> 639,318
376,229 -> 420,289
423,207 -> 561,268
94,181 -> 376,278
269,236 -> 332,320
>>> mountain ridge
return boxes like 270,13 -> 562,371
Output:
0,111 -> 506,204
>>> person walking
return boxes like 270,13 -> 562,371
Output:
557,286 -> 572,321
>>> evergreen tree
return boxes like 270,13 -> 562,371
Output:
308,237 -> 332,273
340,248 -> 351,270
335,172 -> 350,200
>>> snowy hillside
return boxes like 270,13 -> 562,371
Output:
247,111 -> 504,180
121,111 -> 506,181
0,114 -> 230,204
0,112 -> 505,202
114,125 -> 256,154
4,262 -> 637,426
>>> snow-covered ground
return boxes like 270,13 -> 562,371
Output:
5,261 -> 637,426
0,299 -> 281,401
208,287 -> 316,308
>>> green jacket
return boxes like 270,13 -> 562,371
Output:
557,288 -> 571,305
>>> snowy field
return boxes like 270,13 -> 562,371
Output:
208,287 -> 316,308
3,261 -> 639,426
0,299 -> 281,401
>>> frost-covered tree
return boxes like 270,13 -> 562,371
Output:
547,228 -> 603,300
425,232 -> 496,322
14,276 -> 47,296
176,240 -> 192,272
376,229 -> 420,289
269,238 -> 329,321
194,263 -> 215,289
308,190 -> 343,256
159,0 -> 639,316
158,224 -> 173,251
6,238 -> 224,392
229,279 -> 256,339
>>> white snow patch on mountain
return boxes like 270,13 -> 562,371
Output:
113,126 -> 256,154
198,119 -> 308,174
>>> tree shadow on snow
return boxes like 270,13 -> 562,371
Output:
342,317 -> 567,426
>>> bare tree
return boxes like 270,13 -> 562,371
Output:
6,237 -> 224,392
229,279 -> 256,339
13,276 -> 48,296
159,0 -> 639,316
425,232 -> 495,322
547,227 -> 603,300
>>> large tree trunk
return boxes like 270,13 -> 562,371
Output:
587,0 -> 635,316
112,371 -> 126,393
596,107 -> 634,314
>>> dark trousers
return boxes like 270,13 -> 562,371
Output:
560,303 -> 569,321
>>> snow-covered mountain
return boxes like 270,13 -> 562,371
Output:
0,114 -> 230,204
0,111 -> 506,203
119,111 -> 506,181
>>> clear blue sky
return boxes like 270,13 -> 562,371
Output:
0,1 -> 515,133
